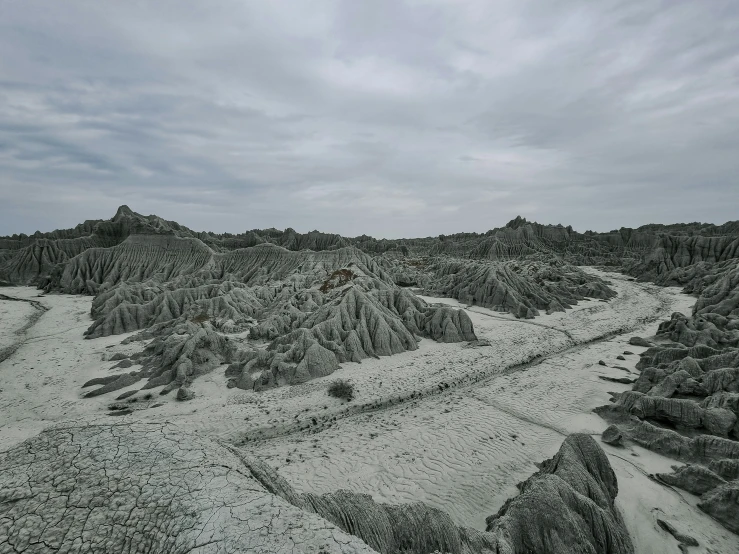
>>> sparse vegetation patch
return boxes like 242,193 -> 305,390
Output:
327,379 -> 354,401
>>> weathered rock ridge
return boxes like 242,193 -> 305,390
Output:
422,258 -> 616,318
6,208 -> 738,289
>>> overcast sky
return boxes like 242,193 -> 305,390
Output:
1,1 -> 738,238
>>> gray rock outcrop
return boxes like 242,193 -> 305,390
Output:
602,424 -> 624,445
657,464 -> 726,495
484,434 -> 633,554
697,481 -> 739,534
595,257 -> 739,536
42,237 -> 479,394
422,258 -> 616,318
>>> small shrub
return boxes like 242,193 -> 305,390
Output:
327,379 -> 354,401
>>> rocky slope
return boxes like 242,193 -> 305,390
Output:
0,424 -> 632,554
0,422 -> 376,554
71,245 -> 477,397
5,208 -> 739,286
595,258 -> 739,535
421,258 -> 616,318
0,206 -> 406,287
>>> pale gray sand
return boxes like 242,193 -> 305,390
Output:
0,295 -> 35,353
0,288 -> 136,449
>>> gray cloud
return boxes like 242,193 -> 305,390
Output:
1,0 -> 738,237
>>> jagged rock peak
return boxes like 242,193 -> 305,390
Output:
505,215 -> 528,229
113,204 -> 135,219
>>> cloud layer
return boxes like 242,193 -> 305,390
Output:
1,0 -> 738,237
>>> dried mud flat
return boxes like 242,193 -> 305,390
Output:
2,270 -> 734,553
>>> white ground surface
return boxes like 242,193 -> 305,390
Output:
0,288 -> 137,447
0,296 -> 35,352
0,270 -> 735,553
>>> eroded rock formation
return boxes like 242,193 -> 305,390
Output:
595,253 -> 739,535
422,258 -> 616,318
483,434 -> 633,554
21,242 -> 471,399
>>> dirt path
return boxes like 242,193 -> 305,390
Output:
0,293 -> 48,364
